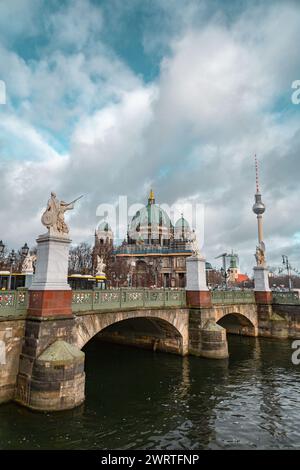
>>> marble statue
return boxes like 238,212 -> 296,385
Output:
21,253 -> 36,274
255,242 -> 266,267
190,230 -> 200,256
96,255 -> 106,276
41,192 -> 83,235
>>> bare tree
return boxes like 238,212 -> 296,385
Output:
69,243 -> 93,275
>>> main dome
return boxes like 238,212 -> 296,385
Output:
128,190 -> 173,242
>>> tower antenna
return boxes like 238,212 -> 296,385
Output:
255,154 -> 260,193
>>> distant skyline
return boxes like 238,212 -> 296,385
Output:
0,0 -> 299,274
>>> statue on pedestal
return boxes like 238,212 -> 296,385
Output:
190,230 -> 200,256
21,253 -> 36,274
41,192 -> 83,235
255,241 -> 266,267
95,255 -> 106,276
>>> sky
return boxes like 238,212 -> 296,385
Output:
0,0 -> 299,274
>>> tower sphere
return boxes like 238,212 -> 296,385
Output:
252,193 -> 265,215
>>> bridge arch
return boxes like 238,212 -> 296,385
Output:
74,308 -> 189,355
214,304 -> 258,337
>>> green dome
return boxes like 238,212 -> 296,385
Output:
175,216 -> 190,229
131,203 -> 173,230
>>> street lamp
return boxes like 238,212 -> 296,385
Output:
8,249 -> 16,290
21,242 -> 29,257
282,255 -> 293,291
220,267 -> 229,289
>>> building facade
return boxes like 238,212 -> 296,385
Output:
94,191 -> 196,288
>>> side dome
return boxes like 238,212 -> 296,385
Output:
175,216 -> 190,229
97,221 -> 111,231
174,215 -> 191,241
95,220 -> 113,243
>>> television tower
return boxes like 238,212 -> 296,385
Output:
252,155 -> 271,295
252,155 -> 265,245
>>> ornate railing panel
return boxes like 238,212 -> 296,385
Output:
272,291 -> 300,305
72,288 -> 186,313
211,290 -> 255,305
0,290 -> 28,318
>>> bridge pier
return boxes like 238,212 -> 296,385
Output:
186,254 -> 229,359
254,266 -> 289,339
16,316 -> 85,411
15,231 -> 85,411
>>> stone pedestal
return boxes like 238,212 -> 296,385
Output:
254,266 -> 272,304
186,255 -> 211,307
254,266 -> 270,292
30,233 -> 71,291
28,233 -> 72,318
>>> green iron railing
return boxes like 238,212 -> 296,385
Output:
272,291 -> 300,305
72,288 -> 187,313
1,288 -> 299,319
0,290 -> 28,318
211,290 -> 255,305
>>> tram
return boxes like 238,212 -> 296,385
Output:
0,271 -> 26,290
0,271 -> 106,290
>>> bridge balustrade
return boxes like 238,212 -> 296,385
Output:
0,290 -> 28,318
71,288 -> 186,313
272,291 -> 300,305
211,290 -> 255,305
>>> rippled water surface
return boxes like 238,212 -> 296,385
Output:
0,336 -> 300,449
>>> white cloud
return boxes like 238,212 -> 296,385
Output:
0,0 -> 300,273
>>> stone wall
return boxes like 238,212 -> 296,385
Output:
98,331 -> 182,354
0,319 -> 25,404
272,304 -> 300,338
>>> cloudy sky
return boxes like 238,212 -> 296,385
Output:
0,0 -> 299,274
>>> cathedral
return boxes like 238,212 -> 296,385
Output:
93,190 -> 196,288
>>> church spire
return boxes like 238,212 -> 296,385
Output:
148,188 -> 155,205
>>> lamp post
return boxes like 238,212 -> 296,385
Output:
0,241 -> 5,289
130,260 -> 136,288
282,255 -> 293,291
149,258 -> 162,287
0,240 -> 5,257
8,249 -> 16,290
21,242 -> 29,258
220,267 -> 229,289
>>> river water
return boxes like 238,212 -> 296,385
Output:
0,336 -> 300,450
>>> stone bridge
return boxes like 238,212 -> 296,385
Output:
0,288 -> 299,411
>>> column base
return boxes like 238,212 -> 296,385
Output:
255,291 -> 273,304
28,290 -> 73,318
200,320 -> 229,359
186,290 -> 212,308
16,340 -> 85,411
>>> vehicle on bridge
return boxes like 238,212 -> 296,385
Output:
0,271 -> 106,290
